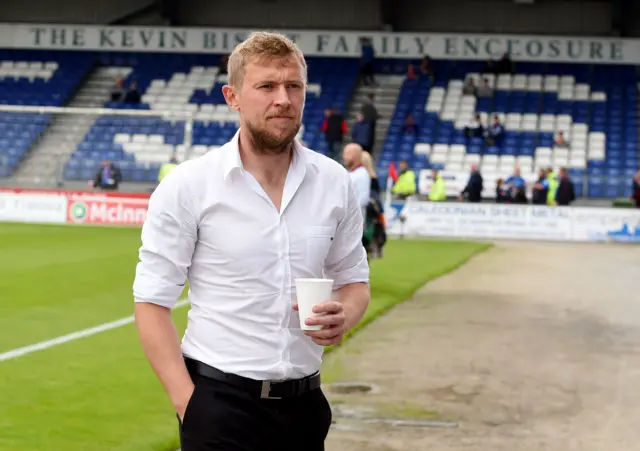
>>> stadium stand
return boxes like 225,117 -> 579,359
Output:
378,60 -> 639,199
0,50 -> 94,177
63,53 -> 359,183
0,48 -> 637,200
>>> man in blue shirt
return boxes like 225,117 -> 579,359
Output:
92,160 -> 121,191
505,166 -> 525,199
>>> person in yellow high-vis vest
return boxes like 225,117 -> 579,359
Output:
157,157 -> 179,184
546,167 -> 559,205
428,169 -> 447,201
391,160 -> 417,199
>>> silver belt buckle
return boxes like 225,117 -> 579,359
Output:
260,381 -> 282,399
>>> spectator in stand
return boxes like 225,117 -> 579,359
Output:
554,130 -> 569,148
505,166 -> 526,198
406,63 -> 416,81
391,160 -> 417,200
512,186 -> 529,204
463,77 -> 477,95
465,114 -> 484,139
158,156 -> 179,184
532,168 -> 549,205
545,166 -> 559,205
554,168 -> 576,206
496,53 -> 514,74
495,178 -> 509,203
360,94 -> 380,152
428,169 -> 447,202
403,114 -> 418,135
632,170 -> 640,208
351,113 -> 373,152
419,56 -> 435,82
124,81 -> 141,104
92,160 -> 121,191
476,78 -> 493,98
459,164 -> 483,202
110,78 -> 126,102
485,115 -> 504,146
218,54 -> 229,75
321,107 -> 347,162
359,38 -> 376,86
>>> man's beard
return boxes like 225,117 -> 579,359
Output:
245,118 -> 301,156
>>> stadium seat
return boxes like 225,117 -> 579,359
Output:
0,50 -> 95,176
381,58 -> 639,199
0,48 -> 637,194
62,53 -> 359,182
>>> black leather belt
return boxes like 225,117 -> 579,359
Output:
184,357 -> 322,399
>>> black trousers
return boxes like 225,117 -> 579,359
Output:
178,368 -> 333,450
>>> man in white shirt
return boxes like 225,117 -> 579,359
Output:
343,143 -> 372,253
132,31 -> 370,451
343,143 -> 372,210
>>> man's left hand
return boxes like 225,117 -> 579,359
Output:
293,301 -> 346,346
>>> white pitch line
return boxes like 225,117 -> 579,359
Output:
0,299 -> 190,363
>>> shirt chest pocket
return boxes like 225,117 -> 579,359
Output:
305,226 -> 335,272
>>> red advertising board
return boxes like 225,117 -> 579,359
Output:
66,196 -> 149,226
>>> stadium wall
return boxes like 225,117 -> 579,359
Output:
1,188 -> 638,243
0,23 -> 636,64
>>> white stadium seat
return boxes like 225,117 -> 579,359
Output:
412,70 -> 607,184
414,143 -> 431,156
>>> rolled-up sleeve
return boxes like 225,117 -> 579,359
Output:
133,167 -> 198,308
324,175 -> 370,289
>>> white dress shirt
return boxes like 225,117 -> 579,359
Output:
133,130 -> 369,381
349,165 -> 372,209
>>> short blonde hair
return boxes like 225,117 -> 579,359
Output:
227,31 -> 307,88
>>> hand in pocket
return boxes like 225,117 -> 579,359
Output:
176,384 -> 196,424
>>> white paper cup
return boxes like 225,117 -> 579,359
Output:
295,278 -> 334,331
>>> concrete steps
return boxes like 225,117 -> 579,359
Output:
345,75 -> 405,155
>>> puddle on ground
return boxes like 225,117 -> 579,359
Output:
324,382 -> 379,395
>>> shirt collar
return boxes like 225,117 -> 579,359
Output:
222,128 -> 319,181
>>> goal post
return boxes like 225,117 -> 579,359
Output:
0,104 -> 197,186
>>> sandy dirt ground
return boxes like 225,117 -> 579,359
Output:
323,241 -> 640,451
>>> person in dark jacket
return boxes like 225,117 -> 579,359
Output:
124,81 -> 141,104
359,37 -> 376,86
321,108 -> 347,161
512,187 -> 528,204
631,170 -> 640,208
92,160 -> 122,191
361,150 -> 386,259
495,178 -> 509,203
459,164 -> 483,202
351,113 -> 373,151
360,94 -> 380,152
531,168 -> 548,205
555,168 -> 576,206
403,114 -> 418,135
